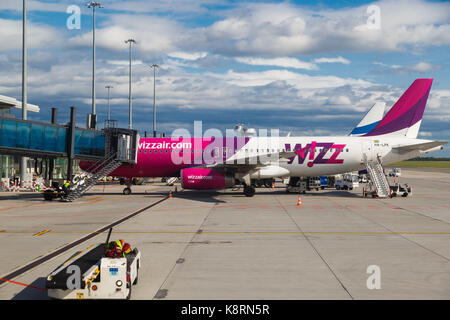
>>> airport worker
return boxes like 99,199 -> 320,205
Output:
62,180 -> 71,195
122,243 -> 132,256
105,239 -> 129,258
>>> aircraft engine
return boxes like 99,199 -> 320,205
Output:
180,168 -> 235,190
249,165 -> 290,179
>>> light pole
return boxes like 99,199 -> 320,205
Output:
105,85 -> 113,122
150,64 -> 159,137
87,1 -> 103,128
125,39 -> 136,129
20,0 -> 27,186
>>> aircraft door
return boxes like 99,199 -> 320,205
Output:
362,140 -> 374,162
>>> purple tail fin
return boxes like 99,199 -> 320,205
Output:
364,79 -> 433,137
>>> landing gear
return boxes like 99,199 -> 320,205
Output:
243,185 -> 255,197
123,187 -> 131,195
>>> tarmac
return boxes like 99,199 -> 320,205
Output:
0,169 -> 449,300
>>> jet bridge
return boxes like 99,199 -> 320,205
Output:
0,107 -> 139,191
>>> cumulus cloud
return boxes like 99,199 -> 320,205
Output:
67,14 -> 184,55
373,61 -> 442,74
168,52 -> 208,60
235,57 -> 317,70
0,18 -> 64,52
196,0 -> 450,56
314,56 -> 350,65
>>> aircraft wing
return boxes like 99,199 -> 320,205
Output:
392,141 -> 448,152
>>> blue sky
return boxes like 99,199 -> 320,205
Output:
1,0 -> 449,156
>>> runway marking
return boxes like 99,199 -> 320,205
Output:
0,196 -> 169,287
3,231 -> 450,235
33,230 -> 50,237
0,277 -> 47,291
87,196 -> 102,201
62,244 -> 95,266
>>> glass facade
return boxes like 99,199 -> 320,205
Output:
74,129 -> 105,157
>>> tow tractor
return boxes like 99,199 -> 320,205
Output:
46,229 -> 141,300
42,182 -> 66,201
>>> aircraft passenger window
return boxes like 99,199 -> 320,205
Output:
144,150 -> 147,153
139,150 -> 142,153
346,149 -> 349,152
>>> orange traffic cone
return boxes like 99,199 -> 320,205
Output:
297,196 -> 302,207
272,182 -> 275,189
169,191 -> 173,198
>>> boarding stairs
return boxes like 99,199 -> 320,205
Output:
64,152 -> 123,202
364,154 -> 390,198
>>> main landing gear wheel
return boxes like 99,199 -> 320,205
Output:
243,186 -> 255,197
123,187 -> 132,195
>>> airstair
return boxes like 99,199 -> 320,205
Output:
64,127 -> 139,202
363,154 -> 390,198
64,152 -> 122,201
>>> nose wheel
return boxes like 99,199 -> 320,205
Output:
243,185 -> 255,197
123,187 -> 132,195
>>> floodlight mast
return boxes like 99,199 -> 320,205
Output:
87,1 -> 103,128
150,64 -> 159,137
125,39 -> 136,129
105,85 -> 113,122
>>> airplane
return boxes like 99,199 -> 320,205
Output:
234,101 -> 386,187
80,78 -> 446,197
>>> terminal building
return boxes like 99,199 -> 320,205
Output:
0,96 -> 83,181
0,95 -> 40,180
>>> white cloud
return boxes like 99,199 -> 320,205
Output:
314,56 -> 350,65
235,57 -> 317,70
198,0 -> 450,56
67,14 -> 184,55
373,61 -> 441,74
0,18 -> 64,52
168,52 -> 208,60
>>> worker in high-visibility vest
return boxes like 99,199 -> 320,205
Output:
105,240 -> 132,258
62,180 -> 71,195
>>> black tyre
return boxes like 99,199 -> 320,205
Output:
126,284 -> 132,300
243,186 -> 255,197
123,187 -> 132,195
